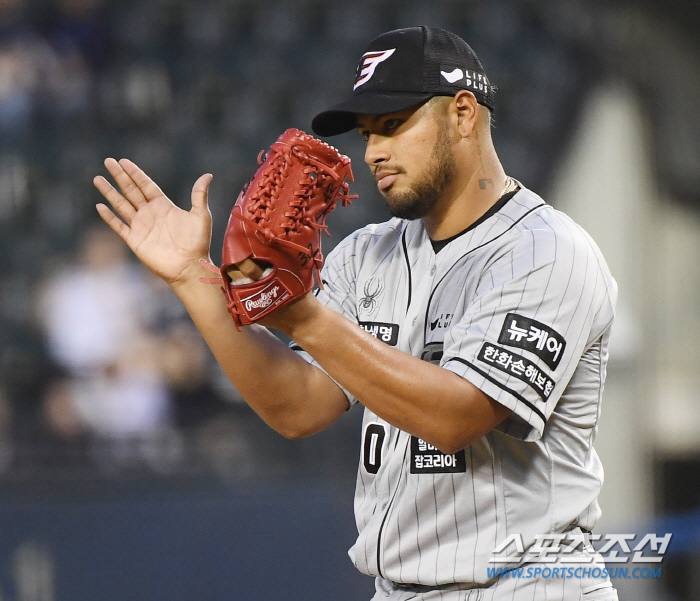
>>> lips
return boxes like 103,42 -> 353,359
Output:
374,170 -> 400,191
377,174 -> 397,191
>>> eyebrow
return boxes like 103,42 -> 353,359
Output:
356,115 -> 382,129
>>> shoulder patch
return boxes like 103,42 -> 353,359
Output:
478,343 -> 555,401
497,313 -> 566,369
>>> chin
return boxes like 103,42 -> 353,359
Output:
385,187 -> 439,221
387,201 -> 430,221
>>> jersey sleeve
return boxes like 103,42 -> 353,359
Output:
289,234 -> 361,408
441,220 -> 617,442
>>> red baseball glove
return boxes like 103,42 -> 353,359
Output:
217,128 -> 355,329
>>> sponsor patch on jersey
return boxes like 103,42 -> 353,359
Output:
478,343 -> 555,401
410,436 -> 466,474
429,313 -> 453,332
359,321 -> 399,346
497,313 -> 566,370
420,342 -> 443,365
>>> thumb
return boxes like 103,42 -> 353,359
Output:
191,173 -> 213,212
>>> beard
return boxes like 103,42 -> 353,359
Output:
384,119 -> 456,220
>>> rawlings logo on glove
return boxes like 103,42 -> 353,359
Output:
207,128 -> 355,329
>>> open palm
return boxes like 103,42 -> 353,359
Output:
94,158 -> 214,285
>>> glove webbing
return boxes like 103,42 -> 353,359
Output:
239,144 -> 355,254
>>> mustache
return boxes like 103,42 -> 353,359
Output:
372,165 -> 406,177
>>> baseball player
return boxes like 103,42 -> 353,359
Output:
94,26 -> 619,601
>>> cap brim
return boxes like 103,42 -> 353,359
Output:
311,91 -> 435,137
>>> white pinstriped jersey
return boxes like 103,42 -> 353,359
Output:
294,185 -> 617,587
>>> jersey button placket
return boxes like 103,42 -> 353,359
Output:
414,264 -> 437,327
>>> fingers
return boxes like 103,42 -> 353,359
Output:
224,259 -> 265,284
93,174 -> 136,223
103,158 -> 149,208
95,203 -> 130,241
238,258 -> 265,280
118,158 -> 168,202
225,265 -> 252,284
191,173 -> 213,212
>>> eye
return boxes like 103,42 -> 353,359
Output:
358,129 -> 370,141
383,118 -> 403,134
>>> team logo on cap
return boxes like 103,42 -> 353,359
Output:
354,48 -> 396,90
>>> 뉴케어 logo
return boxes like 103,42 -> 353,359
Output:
497,313 -> 566,370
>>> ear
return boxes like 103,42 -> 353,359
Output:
453,90 -> 479,138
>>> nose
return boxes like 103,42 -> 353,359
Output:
364,133 -> 390,167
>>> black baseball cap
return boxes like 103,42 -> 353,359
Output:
311,26 -> 495,137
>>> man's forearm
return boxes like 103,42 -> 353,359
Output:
283,298 -> 511,453
170,267 -> 348,438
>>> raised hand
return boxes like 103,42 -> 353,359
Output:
94,158 -> 213,285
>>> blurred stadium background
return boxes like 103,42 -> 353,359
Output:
0,0 -> 699,599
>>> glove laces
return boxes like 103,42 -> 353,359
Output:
232,140 -> 356,261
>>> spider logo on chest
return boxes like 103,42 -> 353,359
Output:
358,277 -> 384,316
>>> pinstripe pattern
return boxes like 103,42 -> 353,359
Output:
370,543 -> 618,600
293,186 -> 617,595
